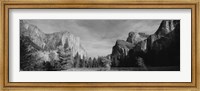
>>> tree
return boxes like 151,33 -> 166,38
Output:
88,57 -> 92,68
92,58 -> 97,67
74,53 -> 81,68
56,47 -> 74,70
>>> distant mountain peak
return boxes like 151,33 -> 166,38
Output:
155,20 -> 179,37
126,32 -> 149,44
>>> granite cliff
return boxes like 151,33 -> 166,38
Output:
111,20 -> 180,68
111,32 -> 149,66
20,20 -> 87,58
20,20 -> 87,70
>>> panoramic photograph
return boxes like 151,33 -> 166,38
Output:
20,19 -> 180,71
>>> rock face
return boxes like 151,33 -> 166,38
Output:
44,31 -> 87,58
111,32 -> 149,67
111,20 -> 180,67
20,20 -> 87,60
126,32 -> 149,45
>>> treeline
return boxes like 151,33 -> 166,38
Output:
73,53 -> 111,68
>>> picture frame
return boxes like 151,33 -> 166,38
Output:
0,0 -> 199,91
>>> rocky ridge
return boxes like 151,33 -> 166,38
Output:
20,20 -> 87,58
111,20 -> 180,67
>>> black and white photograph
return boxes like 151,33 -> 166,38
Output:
20,20 -> 180,71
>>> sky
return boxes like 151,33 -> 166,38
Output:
25,20 -> 162,58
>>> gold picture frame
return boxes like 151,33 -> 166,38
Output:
0,0 -> 199,91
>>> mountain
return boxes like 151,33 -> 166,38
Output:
111,32 -> 149,67
20,20 -> 87,70
20,20 -> 87,58
126,32 -> 149,44
111,20 -> 180,67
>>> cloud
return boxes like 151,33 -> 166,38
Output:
25,20 -> 162,58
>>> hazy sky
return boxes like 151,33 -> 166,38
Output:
25,20 -> 162,58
